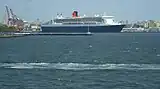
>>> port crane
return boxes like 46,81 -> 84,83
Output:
3,5 -> 24,31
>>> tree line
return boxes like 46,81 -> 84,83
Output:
0,24 -> 17,32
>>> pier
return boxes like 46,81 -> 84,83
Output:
13,32 -> 93,36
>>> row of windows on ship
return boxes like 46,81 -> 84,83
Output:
54,20 -> 105,24
54,21 -> 105,24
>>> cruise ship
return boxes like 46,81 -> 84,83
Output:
41,11 -> 125,33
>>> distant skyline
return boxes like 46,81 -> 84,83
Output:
0,0 -> 160,22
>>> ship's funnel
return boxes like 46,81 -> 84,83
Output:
72,11 -> 78,17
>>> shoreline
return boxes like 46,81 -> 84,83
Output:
0,31 -> 160,38
0,34 -> 26,38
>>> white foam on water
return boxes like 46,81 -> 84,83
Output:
157,54 -> 160,57
0,63 -> 160,70
132,42 -> 139,44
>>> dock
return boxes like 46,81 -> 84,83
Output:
0,33 -> 25,38
0,32 -> 93,38
13,32 -> 93,36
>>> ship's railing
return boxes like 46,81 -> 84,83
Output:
54,17 -> 104,23
61,21 -> 103,25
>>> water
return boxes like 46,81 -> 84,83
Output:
0,33 -> 160,89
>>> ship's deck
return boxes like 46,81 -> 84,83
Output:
41,24 -> 121,27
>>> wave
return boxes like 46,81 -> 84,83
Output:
0,63 -> 160,70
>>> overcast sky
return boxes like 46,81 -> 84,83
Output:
0,0 -> 159,22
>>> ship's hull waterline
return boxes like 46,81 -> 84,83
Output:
41,25 -> 125,33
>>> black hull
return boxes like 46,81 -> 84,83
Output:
41,25 -> 125,33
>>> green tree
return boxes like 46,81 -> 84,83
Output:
0,24 -> 17,32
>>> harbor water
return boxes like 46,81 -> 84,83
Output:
0,33 -> 160,89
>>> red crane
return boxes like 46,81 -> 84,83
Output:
5,5 -> 11,26
3,5 -> 24,31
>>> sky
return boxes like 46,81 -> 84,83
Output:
0,0 -> 160,22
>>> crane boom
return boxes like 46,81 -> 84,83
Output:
5,5 -> 10,25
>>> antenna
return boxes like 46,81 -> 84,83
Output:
103,12 -> 106,16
